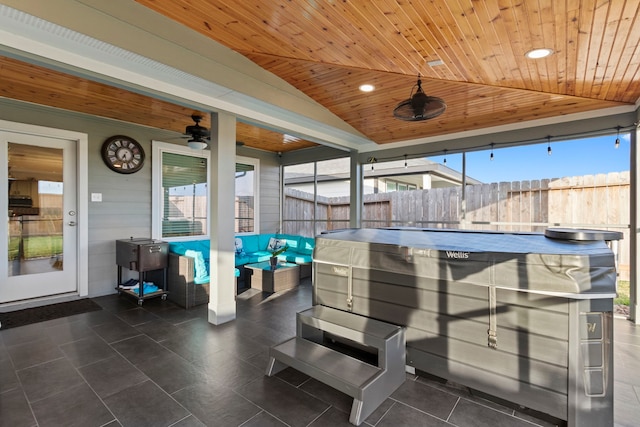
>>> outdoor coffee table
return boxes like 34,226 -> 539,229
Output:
244,261 -> 300,293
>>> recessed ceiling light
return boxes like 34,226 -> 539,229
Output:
525,48 -> 554,59
359,84 -> 375,92
427,59 -> 444,67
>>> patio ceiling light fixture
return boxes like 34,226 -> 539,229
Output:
525,48 -> 554,59
393,76 -> 446,121
187,138 -> 208,150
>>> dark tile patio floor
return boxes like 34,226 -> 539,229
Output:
1,279 -> 639,426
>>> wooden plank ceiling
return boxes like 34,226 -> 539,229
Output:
2,0 -> 639,152
133,0 -> 640,144
0,55 -> 316,152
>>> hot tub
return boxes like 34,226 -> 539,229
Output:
312,227 -> 621,426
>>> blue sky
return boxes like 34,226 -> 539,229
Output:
428,132 -> 631,184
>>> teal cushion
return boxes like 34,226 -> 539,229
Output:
277,234 -> 300,251
168,242 -> 187,255
258,234 -> 276,251
235,254 -> 252,266
298,237 -> 315,255
280,253 -> 313,264
241,235 -> 260,253
170,240 -> 210,258
193,240 -> 210,258
252,252 -> 272,263
257,254 -> 271,263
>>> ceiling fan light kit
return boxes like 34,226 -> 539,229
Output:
393,77 -> 446,121
187,139 -> 208,150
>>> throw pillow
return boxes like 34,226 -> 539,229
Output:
267,237 -> 284,252
185,249 -> 208,282
234,237 -> 243,254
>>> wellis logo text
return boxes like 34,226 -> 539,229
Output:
446,251 -> 469,259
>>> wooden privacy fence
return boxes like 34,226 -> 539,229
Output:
284,172 -> 630,279
8,193 -> 63,237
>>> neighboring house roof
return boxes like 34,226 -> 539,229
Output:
284,157 -> 482,187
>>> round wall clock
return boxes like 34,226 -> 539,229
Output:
101,135 -> 145,174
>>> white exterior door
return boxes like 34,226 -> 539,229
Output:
1,132 -> 78,303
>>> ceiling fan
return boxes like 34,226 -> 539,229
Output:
180,114 -> 246,149
183,114 -> 210,149
393,77 -> 446,121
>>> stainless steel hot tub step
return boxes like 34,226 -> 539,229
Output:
266,305 -> 405,426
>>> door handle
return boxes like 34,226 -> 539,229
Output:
68,221 -> 76,226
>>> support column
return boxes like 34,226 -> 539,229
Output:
208,111 -> 237,325
461,152 -> 467,229
422,174 -> 432,189
630,116 -> 639,324
350,151 -> 362,229
313,162 -> 318,236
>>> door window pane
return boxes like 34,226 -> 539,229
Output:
8,143 -> 63,276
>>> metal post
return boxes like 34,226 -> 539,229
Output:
350,151 -> 362,229
461,151 -> 467,228
313,161 -> 318,236
278,157 -> 283,234
630,119 -> 639,324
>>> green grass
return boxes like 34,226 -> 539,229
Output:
615,280 -> 630,306
8,236 -> 63,260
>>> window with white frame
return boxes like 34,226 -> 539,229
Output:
235,156 -> 259,234
152,141 -> 209,240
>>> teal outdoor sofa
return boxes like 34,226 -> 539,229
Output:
166,234 -> 314,308
233,234 -> 315,277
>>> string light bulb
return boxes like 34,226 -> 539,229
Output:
443,149 -> 448,165
615,126 -> 621,149
367,156 -> 377,171
547,136 -> 552,156
490,143 -> 494,161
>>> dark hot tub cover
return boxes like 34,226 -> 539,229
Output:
314,228 -> 618,298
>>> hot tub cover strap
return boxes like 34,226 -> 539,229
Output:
488,286 -> 498,349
